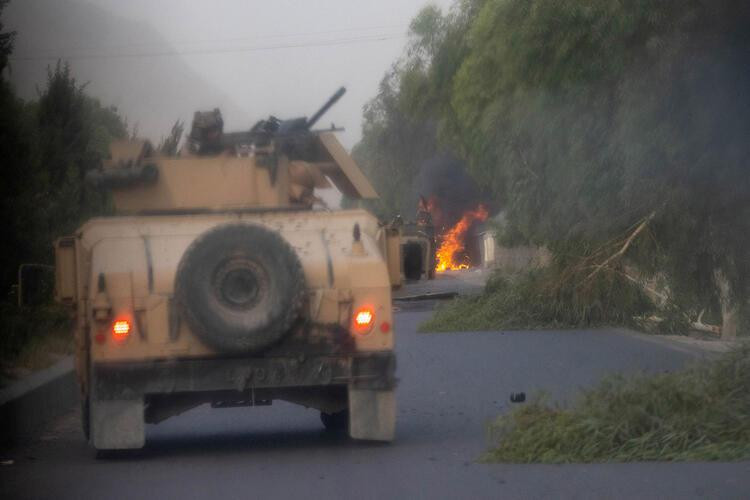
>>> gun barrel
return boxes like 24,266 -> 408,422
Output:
306,87 -> 346,130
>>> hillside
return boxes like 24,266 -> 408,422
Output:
4,0 -> 243,142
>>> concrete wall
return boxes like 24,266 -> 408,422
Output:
479,233 -> 551,273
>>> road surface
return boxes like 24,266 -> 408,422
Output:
1,306 -> 748,499
393,268 -> 488,301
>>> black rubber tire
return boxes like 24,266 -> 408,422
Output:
175,223 -> 305,354
321,409 -> 349,432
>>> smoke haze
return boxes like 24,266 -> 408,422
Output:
412,155 -> 488,230
5,0 -> 452,149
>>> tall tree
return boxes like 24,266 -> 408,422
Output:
0,0 -> 36,292
358,0 -> 750,334
449,0 -> 750,335
32,63 -> 127,241
0,0 -> 12,75
352,1 -> 484,219
0,58 -> 127,293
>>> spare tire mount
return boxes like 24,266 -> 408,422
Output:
175,223 -> 305,354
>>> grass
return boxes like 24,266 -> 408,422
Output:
484,344 -> 750,463
420,267 -> 655,332
0,302 -> 74,386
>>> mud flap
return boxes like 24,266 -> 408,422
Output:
348,388 -> 395,441
91,398 -> 145,450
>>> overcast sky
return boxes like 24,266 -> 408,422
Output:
77,0 -> 453,149
5,0 -> 453,206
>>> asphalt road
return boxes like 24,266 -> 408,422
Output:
2,307 -> 749,499
393,268 -> 488,301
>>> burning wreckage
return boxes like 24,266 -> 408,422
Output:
399,196 -> 489,281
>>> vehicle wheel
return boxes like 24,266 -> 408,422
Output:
175,223 -> 305,354
320,409 -> 349,432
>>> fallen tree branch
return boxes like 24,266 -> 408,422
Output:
581,211 -> 656,284
693,309 -> 721,335
617,269 -> 669,305
638,314 -> 721,335
692,322 -> 721,335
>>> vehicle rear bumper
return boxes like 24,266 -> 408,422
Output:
92,351 -> 396,400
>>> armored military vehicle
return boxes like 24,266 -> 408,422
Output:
400,196 -> 437,281
54,88 -> 401,451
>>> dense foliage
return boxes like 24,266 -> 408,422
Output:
359,0 -> 750,330
0,8 -> 127,295
1,1 -> 126,364
421,266 -> 654,333
0,0 -> 10,74
0,302 -> 72,380
486,344 -> 750,462
451,0 -> 750,323
351,1 -> 484,219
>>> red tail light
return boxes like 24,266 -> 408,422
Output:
112,319 -> 131,341
353,307 -> 374,334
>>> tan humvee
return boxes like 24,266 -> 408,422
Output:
401,224 -> 436,281
400,196 -> 437,281
54,89 -> 401,451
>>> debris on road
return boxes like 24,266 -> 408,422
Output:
509,393 -> 526,403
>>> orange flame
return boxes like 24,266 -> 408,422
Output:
435,205 -> 489,272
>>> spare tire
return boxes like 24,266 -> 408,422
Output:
175,223 -> 305,353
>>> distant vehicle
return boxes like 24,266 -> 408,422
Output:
399,196 -> 437,281
401,223 -> 436,281
54,88 -> 401,452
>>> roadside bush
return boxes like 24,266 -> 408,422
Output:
420,264 -> 654,332
0,302 -> 73,377
485,344 -> 750,463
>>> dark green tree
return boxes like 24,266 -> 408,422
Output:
0,58 -> 127,294
0,0 -> 37,293
352,1 -> 485,219
448,0 -> 750,334
359,0 -> 750,334
31,63 -> 127,243
0,0 -> 12,75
